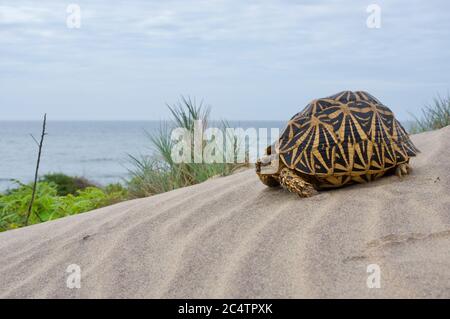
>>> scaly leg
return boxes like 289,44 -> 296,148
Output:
279,168 -> 317,197
395,163 -> 411,178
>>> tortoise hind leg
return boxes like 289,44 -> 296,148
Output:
279,168 -> 317,197
395,163 -> 411,177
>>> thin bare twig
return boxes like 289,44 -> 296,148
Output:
30,134 -> 40,147
25,114 -> 47,225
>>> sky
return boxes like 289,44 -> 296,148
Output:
0,0 -> 449,121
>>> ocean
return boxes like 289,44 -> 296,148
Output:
0,121 -> 285,191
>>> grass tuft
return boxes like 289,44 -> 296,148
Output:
127,96 -> 248,198
410,93 -> 450,133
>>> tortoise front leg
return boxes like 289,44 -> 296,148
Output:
256,159 -> 280,187
279,168 -> 317,197
395,163 -> 411,178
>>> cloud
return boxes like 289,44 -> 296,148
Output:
0,0 -> 449,120
0,5 -> 51,24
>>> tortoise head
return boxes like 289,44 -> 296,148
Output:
256,153 -> 280,175
256,142 -> 281,175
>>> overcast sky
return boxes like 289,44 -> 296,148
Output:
0,0 -> 449,121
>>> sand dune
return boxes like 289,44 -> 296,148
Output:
1,127 -> 450,298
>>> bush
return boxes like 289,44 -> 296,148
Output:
40,173 -> 97,196
0,182 -> 59,230
127,96 -> 248,198
0,181 -> 128,232
410,94 -> 450,133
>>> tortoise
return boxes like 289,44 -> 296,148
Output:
256,90 -> 419,197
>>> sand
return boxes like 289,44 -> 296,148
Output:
1,126 -> 449,299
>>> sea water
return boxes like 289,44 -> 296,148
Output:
0,121 -> 285,191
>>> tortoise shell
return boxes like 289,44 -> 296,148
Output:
278,91 -> 419,187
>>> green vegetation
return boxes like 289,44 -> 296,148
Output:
0,180 -> 128,232
410,94 -> 450,133
127,96 -> 248,198
40,173 -> 97,196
